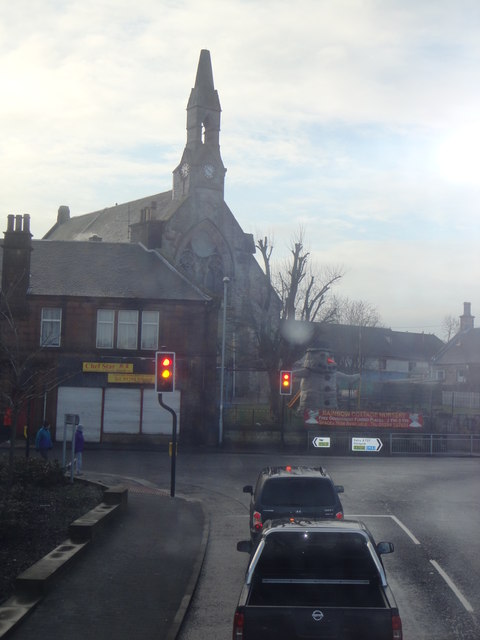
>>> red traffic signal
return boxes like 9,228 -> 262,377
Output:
279,370 -> 292,395
155,352 -> 175,393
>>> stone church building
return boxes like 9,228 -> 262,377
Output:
42,50 -> 280,433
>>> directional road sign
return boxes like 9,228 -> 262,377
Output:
352,437 -> 383,452
312,436 -> 331,448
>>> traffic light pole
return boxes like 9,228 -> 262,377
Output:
157,393 -> 177,497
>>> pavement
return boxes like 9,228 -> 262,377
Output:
0,463 -> 209,640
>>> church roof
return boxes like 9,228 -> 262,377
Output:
43,190 -> 184,242
1,239 -> 210,301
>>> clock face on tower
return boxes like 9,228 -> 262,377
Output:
203,163 -> 215,179
180,162 -> 190,178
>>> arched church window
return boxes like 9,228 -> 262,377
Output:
205,254 -> 223,294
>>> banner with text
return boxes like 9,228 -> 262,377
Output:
305,410 -> 423,429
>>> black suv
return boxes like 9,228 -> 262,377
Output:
243,465 -> 344,542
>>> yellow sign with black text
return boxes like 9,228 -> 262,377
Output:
83,362 -> 133,373
108,374 -> 155,384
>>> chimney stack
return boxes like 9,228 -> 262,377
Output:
460,302 -> 474,332
1,214 -> 33,309
57,205 -> 70,224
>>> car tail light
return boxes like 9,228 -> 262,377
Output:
253,511 -> 263,531
392,614 -> 402,639
335,511 -> 344,520
285,465 -> 292,472
233,610 -> 244,640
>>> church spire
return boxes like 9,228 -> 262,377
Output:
186,49 -> 221,148
193,49 -> 216,99
173,50 -> 225,200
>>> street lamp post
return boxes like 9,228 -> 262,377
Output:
219,276 -> 230,445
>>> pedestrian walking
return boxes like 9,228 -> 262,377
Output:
35,420 -> 53,460
74,424 -> 85,474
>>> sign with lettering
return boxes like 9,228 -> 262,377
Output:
352,437 -> 383,452
83,362 -> 133,373
305,410 -> 423,429
108,374 -> 155,384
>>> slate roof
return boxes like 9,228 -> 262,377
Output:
43,190 -> 181,242
313,323 -> 444,361
433,328 -> 480,366
0,240 -> 211,301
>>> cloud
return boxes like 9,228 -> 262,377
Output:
1,0 -> 479,332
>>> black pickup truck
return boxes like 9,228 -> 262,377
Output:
234,519 -> 402,640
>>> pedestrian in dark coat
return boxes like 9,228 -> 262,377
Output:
35,421 -> 53,460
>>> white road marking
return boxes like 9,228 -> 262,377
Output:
389,515 -> 421,545
351,515 -> 474,612
349,514 -> 421,545
430,560 -> 474,613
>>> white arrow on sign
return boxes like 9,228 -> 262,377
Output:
352,437 -> 383,452
312,436 -> 331,448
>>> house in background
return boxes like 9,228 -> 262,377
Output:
310,322 -> 444,382
0,214 -> 218,444
432,302 -> 480,388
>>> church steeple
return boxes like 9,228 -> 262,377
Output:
173,50 -> 226,200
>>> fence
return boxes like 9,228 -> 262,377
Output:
306,432 -> 480,456
390,433 -> 480,456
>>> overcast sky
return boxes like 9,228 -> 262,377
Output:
1,0 -> 479,336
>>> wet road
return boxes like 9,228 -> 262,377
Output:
82,448 -> 480,640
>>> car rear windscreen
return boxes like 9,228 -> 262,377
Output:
260,477 -> 336,507
256,531 -> 375,578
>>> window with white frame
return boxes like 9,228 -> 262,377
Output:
117,310 -> 139,349
141,311 -> 159,350
96,309 -> 115,348
436,369 -> 445,381
40,308 -> 62,347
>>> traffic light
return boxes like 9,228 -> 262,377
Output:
155,352 -> 175,393
280,370 -> 292,395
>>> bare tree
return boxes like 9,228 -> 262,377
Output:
332,296 -> 382,327
0,293 -> 71,487
267,229 -> 344,323
441,314 -> 460,343
255,229 -> 343,418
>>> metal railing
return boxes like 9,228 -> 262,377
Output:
389,433 -> 480,456
306,432 -> 480,456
